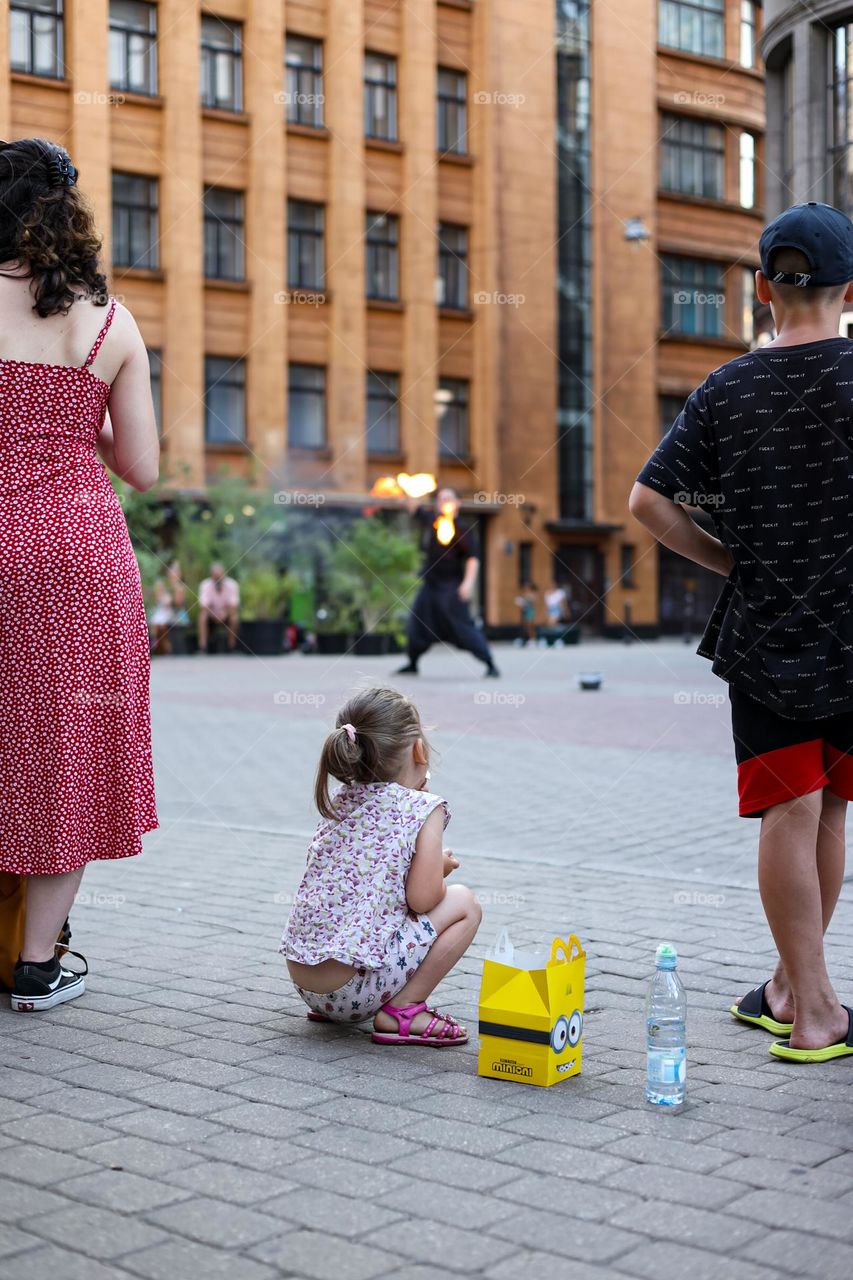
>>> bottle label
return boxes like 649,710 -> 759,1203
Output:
647,1046 -> 685,1085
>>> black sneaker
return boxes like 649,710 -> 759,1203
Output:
395,662 -> 419,675
11,948 -> 87,1012
484,663 -> 501,678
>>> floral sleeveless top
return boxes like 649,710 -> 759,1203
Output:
280,781 -> 450,969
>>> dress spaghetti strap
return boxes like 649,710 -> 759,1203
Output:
82,296 -> 116,369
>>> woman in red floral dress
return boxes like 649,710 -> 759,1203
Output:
0,138 -> 159,1010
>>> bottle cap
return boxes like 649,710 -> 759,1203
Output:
655,942 -> 677,970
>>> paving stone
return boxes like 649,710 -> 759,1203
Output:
105,1110 -> 225,1145
493,1139 -> 631,1183
724,1188 -> 853,1242
613,1240 -> 781,1280
0,1224 -> 40,1260
283,1153 -> 414,1199
488,1207 -> 641,1264
293,1124 -> 422,1166
0,1245 -> 138,1279
379,1180 -> 528,1230
0,1144 -> 101,1187
600,1132 -> 738,1174
20,1204 -> 166,1260
60,1168 -> 193,1213
704,1126 -> 842,1166
163,1160 -> 298,1206
202,1102 -> 322,1139
75,1135 -> 204,1177
609,1202 -> 757,1251
388,1148 -> 521,1192
491,1173 -> 642,1221
143,1197 -> 284,1249
484,1253 -> 633,1280
602,1164 -> 741,1210
250,1229 -> 394,1280
738,1230 -> 853,1280
119,1237 -> 278,1280
263,1186 -> 402,1237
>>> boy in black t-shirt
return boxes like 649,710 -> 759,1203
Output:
631,203 -> 853,1063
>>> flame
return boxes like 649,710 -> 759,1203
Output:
370,476 -> 403,498
434,501 -> 456,546
397,472 -> 437,499
369,472 -> 438,500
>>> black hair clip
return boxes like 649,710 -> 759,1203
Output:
46,147 -> 78,188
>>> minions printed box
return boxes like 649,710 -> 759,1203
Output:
477,935 -> 585,1087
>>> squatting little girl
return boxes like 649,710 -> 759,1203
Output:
280,687 -> 481,1046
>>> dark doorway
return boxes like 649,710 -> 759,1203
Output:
658,546 -> 723,637
554,544 -> 605,630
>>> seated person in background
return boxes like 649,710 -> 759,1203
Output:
198,562 -> 240,653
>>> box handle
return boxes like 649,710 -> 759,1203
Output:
549,934 -> 584,966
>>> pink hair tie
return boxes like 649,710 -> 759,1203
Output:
341,723 -> 357,742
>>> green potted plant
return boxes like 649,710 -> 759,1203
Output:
239,566 -> 295,655
326,516 -> 420,655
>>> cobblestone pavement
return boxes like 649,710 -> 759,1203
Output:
3,639 -> 853,1279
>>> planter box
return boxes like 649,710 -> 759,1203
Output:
239,619 -> 284,656
316,632 -> 355,655
539,625 -> 581,647
353,633 -> 404,656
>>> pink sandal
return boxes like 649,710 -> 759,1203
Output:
305,1010 -> 332,1022
371,1000 -> 468,1047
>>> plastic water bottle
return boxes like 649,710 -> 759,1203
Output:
645,942 -> 686,1109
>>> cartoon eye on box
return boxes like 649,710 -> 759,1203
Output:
480,1009 -> 583,1055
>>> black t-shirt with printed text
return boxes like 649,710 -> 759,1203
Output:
637,337 -> 853,719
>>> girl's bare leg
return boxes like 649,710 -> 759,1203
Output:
373,884 -> 482,1035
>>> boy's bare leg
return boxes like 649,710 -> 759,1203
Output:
373,884 -> 482,1036
761,789 -> 846,1022
758,791 -> 848,1049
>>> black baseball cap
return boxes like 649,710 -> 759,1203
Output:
759,202 -> 853,287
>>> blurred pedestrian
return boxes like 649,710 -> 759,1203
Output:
514,582 -> 538,645
198,562 -> 240,653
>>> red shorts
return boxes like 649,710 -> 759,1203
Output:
731,687 -> 853,817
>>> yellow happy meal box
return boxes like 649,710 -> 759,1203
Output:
477,935 -> 585,1087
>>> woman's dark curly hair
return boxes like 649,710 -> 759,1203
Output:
0,138 -> 107,317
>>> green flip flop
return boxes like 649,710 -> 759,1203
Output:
730,980 -> 793,1036
770,1005 -> 853,1063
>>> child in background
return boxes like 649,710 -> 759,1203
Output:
514,582 -> 538,646
280,687 -> 482,1046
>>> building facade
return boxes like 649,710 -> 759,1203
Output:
589,0 -> 766,636
0,0 -> 766,632
0,0 -> 559,629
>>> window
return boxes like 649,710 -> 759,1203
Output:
518,542 -> 533,588
366,212 -> 400,301
437,223 -> 469,309
204,356 -> 246,445
437,67 -> 467,155
200,15 -> 242,111
285,35 -> 323,126
782,56 -> 794,196
661,255 -> 725,337
147,347 -> 162,434
9,0 -> 63,77
830,26 -> 853,213
742,268 -> 755,343
288,200 -> 325,289
436,377 -> 469,458
289,364 -> 326,448
620,544 -> 636,588
109,0 -> 156,94
660,114 -> 724,199
364,52 -> 397,140
739,0 -> 758,69
203,187 -> 245,280
739,131 -> 756,208
366,372 -> 400,455
658,0 -> 724,59
660,394 -> 686,437
112,172 -> 159,269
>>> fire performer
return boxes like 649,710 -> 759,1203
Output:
397,488 -> 500,678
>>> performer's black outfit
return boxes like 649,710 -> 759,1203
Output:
398,509 -> 499,675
